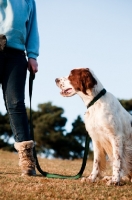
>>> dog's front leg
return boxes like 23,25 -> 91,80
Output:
109,136 -> 122,186
85,141 -> 102,183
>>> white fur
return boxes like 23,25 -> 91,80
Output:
55,68 -> 132,185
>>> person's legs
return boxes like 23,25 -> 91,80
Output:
1,49 -> 36,176
2,49 -> 30,142
0,52 -> 5,83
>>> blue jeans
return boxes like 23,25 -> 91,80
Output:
0,48 -> 31,142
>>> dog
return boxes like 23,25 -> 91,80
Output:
55,68 -> 132,185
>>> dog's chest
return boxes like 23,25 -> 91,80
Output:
84,110 -> 113,156
84,109 -> 109,139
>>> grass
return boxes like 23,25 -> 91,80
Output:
0,150 -> 132,200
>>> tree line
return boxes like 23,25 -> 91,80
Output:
0,99 -> 132,159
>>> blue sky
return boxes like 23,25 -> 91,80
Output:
0,0 -> 132,132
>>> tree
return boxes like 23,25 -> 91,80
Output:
119,99 -> 132,113
27,102 -> 87,159
3,98 -> 132,158
0,112 -> 14,150
67,115 -> 91,158
29,102 -> 68,158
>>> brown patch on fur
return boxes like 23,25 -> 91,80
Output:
96,142 -> 106,171
68,68 -> 97,95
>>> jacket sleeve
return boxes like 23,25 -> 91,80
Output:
26,0 -> 39,59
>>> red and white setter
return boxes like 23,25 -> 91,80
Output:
55,68 -> 132,185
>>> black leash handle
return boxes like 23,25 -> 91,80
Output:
29,70 -> 89,179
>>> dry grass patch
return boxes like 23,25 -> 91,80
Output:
0,150 -> 132,200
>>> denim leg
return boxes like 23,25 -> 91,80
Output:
2,51 -> 31,142
0,52 -> 6,83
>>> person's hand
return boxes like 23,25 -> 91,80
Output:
28,58 -> 38,73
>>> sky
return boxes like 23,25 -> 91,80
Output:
0,0 -> 132,132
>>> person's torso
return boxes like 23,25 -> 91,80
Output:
0,0 -> 32,50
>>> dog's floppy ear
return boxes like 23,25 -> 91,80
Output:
69,68 -> 97,95
80,68 -> 97,94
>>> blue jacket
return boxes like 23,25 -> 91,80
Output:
0,0 -> 39,59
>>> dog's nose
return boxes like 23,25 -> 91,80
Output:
55,78 -> 60,83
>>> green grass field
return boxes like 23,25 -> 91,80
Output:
0,150 -> 132,200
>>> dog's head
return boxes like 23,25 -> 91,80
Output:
55,68 -> 97,97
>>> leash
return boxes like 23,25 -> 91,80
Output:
29,70 -> 90,179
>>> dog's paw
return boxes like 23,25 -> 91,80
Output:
81,176 -> 95,183
121,175 -> 132,182
86,175 -> 97,183
102,176 -> 112,182
106,177 -> 125,186
81,177 -> 86,183
101,176 -> 125,186
86,177 -> 94,183
106,180 -> 124,186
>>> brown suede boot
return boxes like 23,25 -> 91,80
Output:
14,140 -> 36,176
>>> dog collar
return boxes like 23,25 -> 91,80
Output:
87,88 -> 106,109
